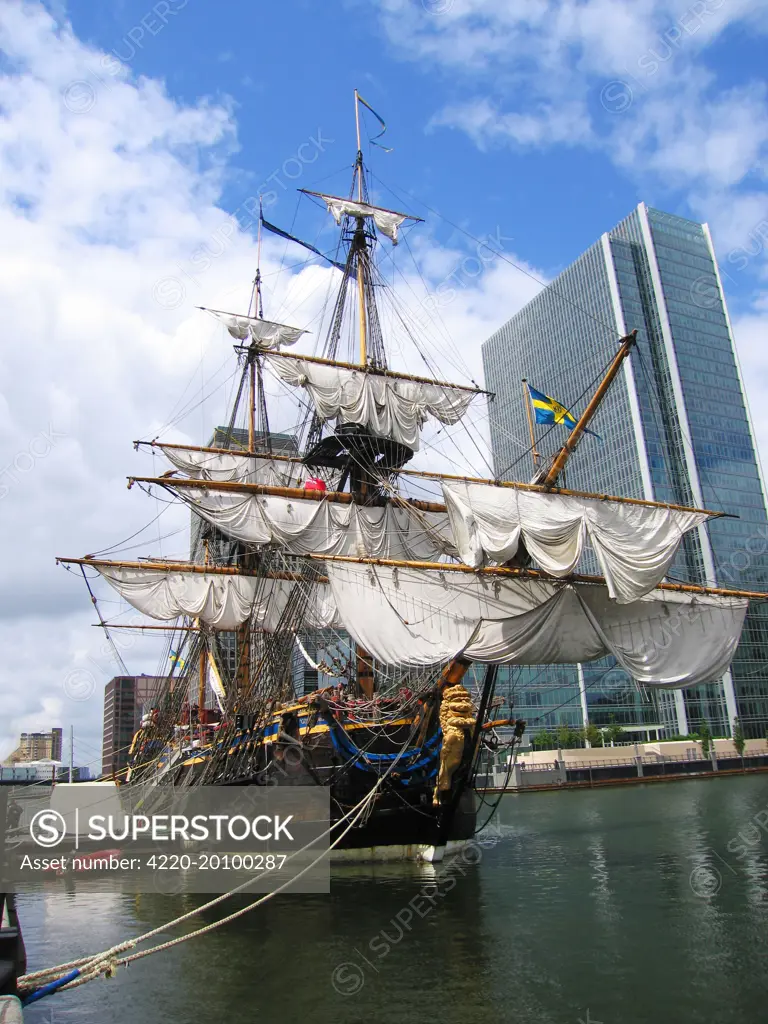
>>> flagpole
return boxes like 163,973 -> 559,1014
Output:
522,379 -> 541,470
542,330 -> 637,489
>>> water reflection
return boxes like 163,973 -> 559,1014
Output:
16,776 -> 768,1024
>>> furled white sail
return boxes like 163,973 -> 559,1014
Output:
325,562 -> 747,686
97,567 -> 261,630
202,308 -> 305,349
254,578 -> 340,631
266,355 -> 477,450
160,447 -> 302,487
318,195 -> 409,244
442,482 -> 711,604
170,487 -> 455,560
95,559 -> 747,686
96,566 -> 339,631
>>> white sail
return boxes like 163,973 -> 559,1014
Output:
170,487 -> 455,560
326,562 -> 747,685
443,481 -> 711,604
160,446 -> 302,487
317,194 -> 409,244
202,308 -> 305,349
206,650 -> 226,713
266,355 -> 476,450
97,566 -> 260,629
96,566 -> 340,632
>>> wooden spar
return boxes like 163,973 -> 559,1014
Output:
262,348 -> 491,395
307,553 -> 768,602
93,623 -> 199,631
393,468 -> 733,519
134,440 -> 307,463
128,475 -> 448,514
57,556 -> 329,584
62,553 -> 768,602
132,440 -> 733,519
93,623 -> 275,639
300,189 -> 425,224
542,330 -> 637,489
521,378 -> 541,470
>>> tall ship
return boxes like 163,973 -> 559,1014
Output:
58,94 -> 761,862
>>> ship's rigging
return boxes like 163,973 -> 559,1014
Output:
56,92 -> 766,849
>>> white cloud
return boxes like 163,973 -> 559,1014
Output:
0,2 -> 543,762
375,0 -> 768,493
376,0 -> 768,250
431,97 -> 592,148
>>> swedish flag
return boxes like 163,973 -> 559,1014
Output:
527,384 -> 601,438
169,650 -> 186,670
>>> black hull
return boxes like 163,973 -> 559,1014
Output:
173,715 -> 478,853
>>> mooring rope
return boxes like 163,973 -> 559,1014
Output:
18,716 -> 426,1004
18,785 -> 377,998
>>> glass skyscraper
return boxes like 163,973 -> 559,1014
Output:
482,203 -> 768,739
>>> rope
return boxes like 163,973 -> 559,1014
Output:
18,714 -> 425,1002
18,784 -> 375,998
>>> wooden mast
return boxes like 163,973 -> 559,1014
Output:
197,539 -> 209,715
198,633 -> 207,720
353,88 -> 374,697
354,89 -> 367,369
521,378 -> 541,471
247,203 -> 264,452
249,360 -> 257,452
541,330 -> 637,489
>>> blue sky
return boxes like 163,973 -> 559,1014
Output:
0,0 -> 767,762
60,0 -> 768,309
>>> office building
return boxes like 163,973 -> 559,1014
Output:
102,675 -> 165,777
483,203 -> 768,738
189,426 -> 325,695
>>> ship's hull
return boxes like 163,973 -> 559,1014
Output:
138,701 -> 477,861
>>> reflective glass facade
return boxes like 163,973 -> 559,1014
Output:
482,203 -> 768,739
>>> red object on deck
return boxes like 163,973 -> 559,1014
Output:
304,477 -> 327,492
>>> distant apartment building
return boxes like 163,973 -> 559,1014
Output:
5,728 -> 63,764
102,675 -> 165,778
483,203 -> 768,739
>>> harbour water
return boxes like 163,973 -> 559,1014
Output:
18,775 -> 768,1024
